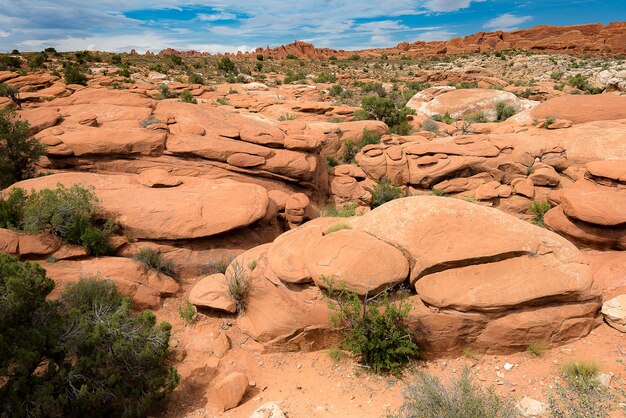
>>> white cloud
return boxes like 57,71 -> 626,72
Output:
0,30 -> 9,37
415,29 -> 456,41
423,0 -> 483,12
196,12 -> 237,21
483,13 -> 532,31
18,32 -> 251,54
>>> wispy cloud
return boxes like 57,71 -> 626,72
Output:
415,29 -> 457,41
423,0 -> 484,12
196,12 -> 237,21
483,13 -> 532,31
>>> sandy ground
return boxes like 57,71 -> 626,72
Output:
152,295 -> 626,418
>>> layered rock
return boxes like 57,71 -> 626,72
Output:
545,160 -> 626,250
193,196 -> 600,355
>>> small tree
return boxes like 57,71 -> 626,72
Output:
0,82 -> 21,108
0,260 -> 180,417
216,57 -> 238,75
0,108 -> 46,188
368,177 -> 403,208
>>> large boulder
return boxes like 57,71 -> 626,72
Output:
9,173 -> 269,240
531,94 -> 626,124
41,257 -> 180,309
407,88 -> 535,120
305,229 -> 409,295
601,295 -> 626,332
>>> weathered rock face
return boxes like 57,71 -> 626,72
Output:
41,257 -> 180,309
531,94 -> 626,124
10,172 -> 269,240
205,196 -> 600,355
407,88 -> 535,120
602,295 -> 626,332
545,161 -> 626,250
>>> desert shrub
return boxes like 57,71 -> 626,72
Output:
63,63 -> 88,86
321,203 -> 357,218
329,84 -> 344,96
359,96 -> 415,132
352,108 -> 369,121
248,259 -> 257,271
495,101 -> 516,121
216,97 -> 230,106
531,200 -> 551,227
458,80 -> 479,89
550,70 -> 563,80
465,110 -> 489,123
0,82 -> 21,108
169,55 -> 183,66
217,57 -> 238,75
560,360 -> 600,387
0,260 -> 179,417
225,260 -> 251,313
362,128 -> 381,147
325,156 -> 339,168
29,53 -> 47,69
188,72 -> 204,85
285,53 -> 298,59
7,184 -> 115,255
324,222 -> 351,235
155,84 -> 176,100
361,82 -> 386,97
431,188 -> 446,196
209,255 -> 235,274
328,346 -> 347,362
548,360 -> 612,417
179,90 -> 197,104
324,277 -> 418,375
284,71 -> 307,84
0,108 -> 46,188
111,53 -> 122,64
527,341 -> 547,356
422,119 -> 440,134
178,298 -> 197,326
567,74 -> 602,94
342,139 -> 358,163
0,187 -> 27,228
139,115 -> 160,128
543,115 -> 556,127
431,112 -> 454,124
278,113 -> 296,121
395,368 -> 517,418
369,178 -> 403,208
134,248 -> 175,277
315,73 -> 336,83
0,55 -> 22,70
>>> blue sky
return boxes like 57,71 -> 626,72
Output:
0,0 -> 622,53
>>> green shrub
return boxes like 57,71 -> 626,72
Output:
324,277 -> 418,375
6,184 -> 115,255
325,155 -> 339,169
395,368 -> 517,418
0,55 -> 22,70
111,54 -> 122,64
527,341 -> 547,356
0,259 -> 179,417
178,298 -> 197,326
188,72 -> 204,85
465,110 -> 489,123
210,254 -> 235,274
0,83 -> 21,108
422,119 -> 439,134
324,222 -> 351,235
155,83 -> 175,100
362,128 -> 381,147
543,115 -> 556,127
329,84 -> 344,96
369,178 -> 403,208
495,101 -> 516,121
285,53 -> 298,59
359,96 -> 415,133
179,90 -> 197,104
63,63 -> 88,85
315,73 -> 336,83
217,57 -> 238,75
352,108 -> 369,121
459,80 -> 478,89
431,112 -> 454,124
225,260 -> 251,313
531,200 -> 551,227
169,55 -> 183,66
0,108 -> 46,188
284,71 -> 306,84
134,248 -> 175,277
0,187 -> 27,228
342,139 -> 358,163
567,74 -> 603,94
548,361 -> 612,417
216,97 -> 230,106
321,203 -> 357,217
